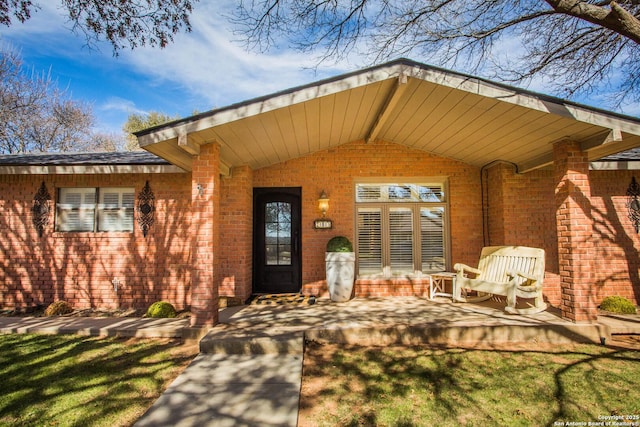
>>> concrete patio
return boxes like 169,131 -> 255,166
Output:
204,296 -> 621,353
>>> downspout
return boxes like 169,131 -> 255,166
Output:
480,160 -> 519,247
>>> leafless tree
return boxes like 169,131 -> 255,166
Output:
232,0 -> 640,107
0,0 -> 196,53
0,46 -> 96,153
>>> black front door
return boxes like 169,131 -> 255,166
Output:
253,188 -> 302,294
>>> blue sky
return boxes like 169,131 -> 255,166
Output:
0,2 -> 350,136
0,2 -> 638,139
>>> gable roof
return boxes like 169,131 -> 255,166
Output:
136,58 -> 640,174
0,151 -> 183,174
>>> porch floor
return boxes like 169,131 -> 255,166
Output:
204,296 -> 627,352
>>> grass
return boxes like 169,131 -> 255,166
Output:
0,334 -> 197,427
298,342 -> 640,427
2,333 -> 640,427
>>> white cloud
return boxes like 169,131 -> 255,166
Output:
118,2 -> 354,110
100,96 -> 148,116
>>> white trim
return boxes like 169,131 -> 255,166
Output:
590,161 -> 640,171
0,164 -> 186,175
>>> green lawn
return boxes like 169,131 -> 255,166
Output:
299,341 -> 640,426
0,334 -> 197,427
3,333 -> 640,427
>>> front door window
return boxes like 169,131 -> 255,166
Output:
265,202 -> 292,265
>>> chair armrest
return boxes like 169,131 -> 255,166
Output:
454,263 -> 481,277
508,270 -> 542,290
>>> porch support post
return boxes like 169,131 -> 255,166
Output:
553,139 -> 597,322
190,143 -> 221,327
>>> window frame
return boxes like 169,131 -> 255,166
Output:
55,187 -> 136,233
354,178 -> 450,278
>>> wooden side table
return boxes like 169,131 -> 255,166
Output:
429,272 -> 457,300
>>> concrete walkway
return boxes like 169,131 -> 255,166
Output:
2,296 -> 640,427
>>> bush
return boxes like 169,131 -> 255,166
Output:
600,296 -> 637,314
326,236 -> 353,252
44,301 -> 73,316
146,301 -> 177,318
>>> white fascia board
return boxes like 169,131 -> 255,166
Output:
0,164 -> 186,175
590,161 -> 640,170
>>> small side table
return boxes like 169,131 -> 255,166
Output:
429,272 -> 457,300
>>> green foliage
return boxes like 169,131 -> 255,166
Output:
44,301 -> 73,316
145,301 -> 177,318
326,236 -> 353,252
122,111 -> 181,151
600,296 -> 638,314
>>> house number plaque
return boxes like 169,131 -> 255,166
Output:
314,219 -> 333,229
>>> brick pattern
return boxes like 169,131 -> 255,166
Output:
219,165 -> 253,302
2,138 -> 639,321
190,143 -> 221,327
254,140 -> 484,297
485,163 -> 561,306
554,140 -> 597,322
590,170 -> 640,304
0,173 -> 192,310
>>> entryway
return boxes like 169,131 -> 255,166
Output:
253,187 -> 302,294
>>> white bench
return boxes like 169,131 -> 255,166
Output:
453,246 -> 547,315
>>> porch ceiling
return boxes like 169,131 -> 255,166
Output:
135,59 -> 640,174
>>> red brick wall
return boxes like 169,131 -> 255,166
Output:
191,143 -> 221,326
253,140 -> 484,296
485,163 -> 562,306
0,173 -> 192,311
590,170 -> 640,305
2,143 -> 638,314
219,165 -> 253,302
554,140 -> 597,322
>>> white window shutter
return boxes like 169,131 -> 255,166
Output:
98,188 -> 135,232
357,207 -> 383,274
389,207 -> 414,273
56,188 -> 96,232
421,207 -> 445,272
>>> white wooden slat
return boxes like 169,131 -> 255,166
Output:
389,207 -> 414,272
357,207 -> 383,274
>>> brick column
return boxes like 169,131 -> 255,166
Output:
554,140 -> 597,322
190,143 -> 220,327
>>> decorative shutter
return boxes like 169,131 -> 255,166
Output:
57,188 -> 96,231
357,207 -> 382,274
420,207 -> 445,272
356,185 -> 382,202
98,189 -> 135,232
389,207 -> 414,273
122,191 -> 135,231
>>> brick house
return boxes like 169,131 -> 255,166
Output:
2,59 -> 640,326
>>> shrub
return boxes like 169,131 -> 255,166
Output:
146,301 -> 177,318
326,236 -> 353,252
44,301 -> 73,316
600,296 -> 637,314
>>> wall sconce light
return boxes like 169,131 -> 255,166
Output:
627,177 -> 640,233
196,183 -> 204,197
314,190 -> 333,229
318,190 -> 329,217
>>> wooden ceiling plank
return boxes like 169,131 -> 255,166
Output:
380,80 -> 435,144
365,74 -> 409,144
349,81 -> 390,142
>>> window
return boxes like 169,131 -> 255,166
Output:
56,187 -> 135,232
355,182 -> 448,277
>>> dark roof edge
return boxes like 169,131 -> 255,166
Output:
134,58 -> 640,137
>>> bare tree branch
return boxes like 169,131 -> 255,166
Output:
231,0 -> 640,109
1,0 -> 197,54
